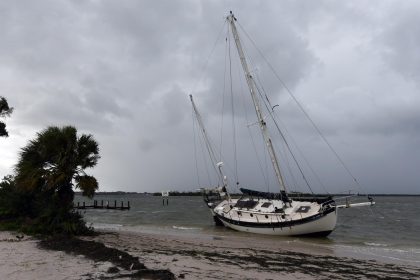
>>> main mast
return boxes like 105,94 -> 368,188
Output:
227,11 -> 288,193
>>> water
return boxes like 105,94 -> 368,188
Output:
74,194 -> 420,267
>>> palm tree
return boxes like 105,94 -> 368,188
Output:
15,126 -> 100,207
0,96 -> 13,137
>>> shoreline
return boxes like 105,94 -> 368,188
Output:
1,229 -> 420,279
87,229 -> 420,279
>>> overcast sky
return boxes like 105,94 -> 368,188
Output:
1,1 -> 419,194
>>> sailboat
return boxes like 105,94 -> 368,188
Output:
190,12 -> 374,236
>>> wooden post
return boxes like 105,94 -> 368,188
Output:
101,200 -> 103,207
128,201 -> 130,209
114,200 -> 117,208
83,201 -> 85,208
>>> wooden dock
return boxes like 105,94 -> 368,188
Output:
74,200 -> 130,210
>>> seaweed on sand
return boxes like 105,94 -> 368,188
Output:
39,235 -> 175,280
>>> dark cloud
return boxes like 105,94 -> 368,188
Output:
0,1 -> 419,194
379,4 -> 420,82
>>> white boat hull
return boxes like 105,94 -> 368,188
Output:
216,207 -> 337,236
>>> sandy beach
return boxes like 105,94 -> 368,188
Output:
1,229 -> 420,280
0,231 -> 113,280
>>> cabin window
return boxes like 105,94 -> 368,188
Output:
296,206 -> 311,213
261,202 -> 272,208
234,200 -> 258,209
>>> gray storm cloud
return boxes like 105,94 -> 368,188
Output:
0,1 -> 419,194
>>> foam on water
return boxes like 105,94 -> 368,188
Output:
172,225 -> 202,231
92,223 -> 123,230
364,242 -> 388,247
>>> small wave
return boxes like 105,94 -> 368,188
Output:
92,223 -> 123,230
151,210 -> 176,214
364,242 -> 388,247
172,226 -> 202,230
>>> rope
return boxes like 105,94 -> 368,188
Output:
190,21 -> 227,95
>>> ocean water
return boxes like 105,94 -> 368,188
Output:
74,194 -> 420,267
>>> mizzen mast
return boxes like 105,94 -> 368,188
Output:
227,11 -> 287,193
190,94 -> 227,187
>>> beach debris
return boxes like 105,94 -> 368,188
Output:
39,236 -> 176,279
16,234 -> 24,240
107,266 -> 120,274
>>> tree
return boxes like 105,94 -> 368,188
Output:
15,126 -> 100,220
0,96 -> 13,137
11,126 -> 100,234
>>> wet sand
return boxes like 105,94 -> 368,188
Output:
86,230 -> 420,280
1,230 -> 420,279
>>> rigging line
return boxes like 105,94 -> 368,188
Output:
248,124 -> 270,191
229,17 -> 287,200
192,108 -> 201,187
190,21 -> 227,95
255,71 -> 329,193
279,135 -> 301,192
192,96 -> 224,185
253,75 -> 301,191
199,128 -> 216,187
274,114 -> 330,194
203,127 -> 224,185
228,24 -> 239,185
253,78 -> 315,194
236,27 -> 302,191
196,116 -> 213,187
219,28 -> 229,162
237,22 -> 362,190
235,52 -> 270,192
252,74 -> 298,191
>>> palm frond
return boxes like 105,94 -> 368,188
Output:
75,175 -> 98,198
